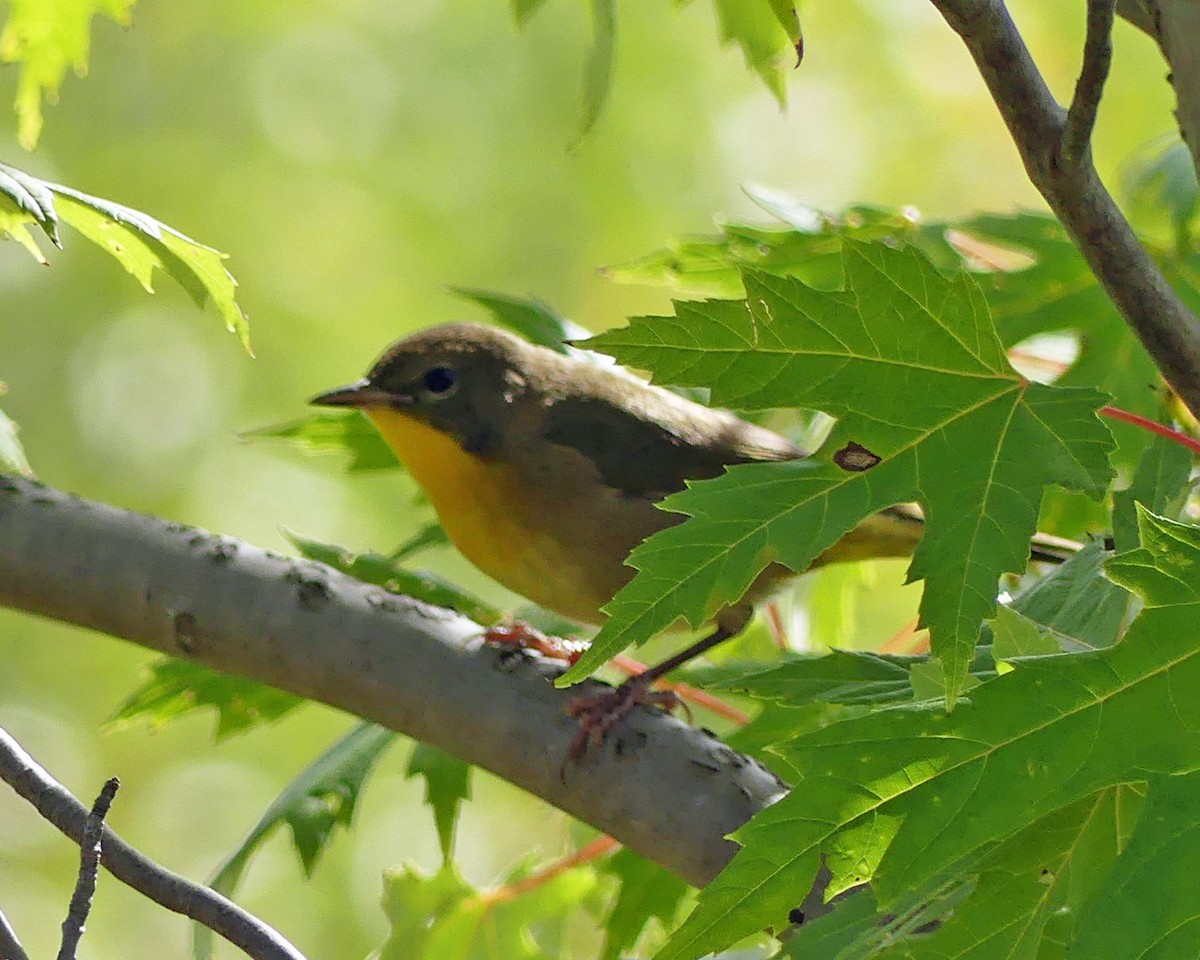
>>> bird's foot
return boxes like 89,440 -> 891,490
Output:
564,678 -> 689,764
482,620 -> 586,665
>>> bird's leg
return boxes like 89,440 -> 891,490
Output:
564,622 -> 738,762
482,620 -> 587,665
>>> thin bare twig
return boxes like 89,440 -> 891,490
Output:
56,777 -> 119,960
929,0 -> 1200,421
0,727 -> 307,960
0,908 -> 30,960
1062,0 -> 1118,165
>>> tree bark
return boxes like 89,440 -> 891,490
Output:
0,474 -> 786,888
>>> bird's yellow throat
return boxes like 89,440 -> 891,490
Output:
363,407 -> 599,620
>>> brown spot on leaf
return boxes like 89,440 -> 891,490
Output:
834,441 -> 881,472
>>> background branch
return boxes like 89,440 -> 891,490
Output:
1062,0 -> 1116,165
0,727 -> 306,960
0,475 -> 786,888
0,908 -> 30,960
1146,0 -> 1200,182
930,0 -> 1200,418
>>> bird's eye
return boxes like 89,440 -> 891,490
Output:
422,366 -> 458,396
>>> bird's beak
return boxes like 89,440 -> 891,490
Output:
309,380 -> 406,409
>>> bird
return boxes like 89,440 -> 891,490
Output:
310,322 -> 1072,752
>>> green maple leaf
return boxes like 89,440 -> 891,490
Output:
657,508 -> 1200,960
559,242 -> 1114,701
405,743 -> 473,862
784,784 -> 1143,959
707,0 -> 801,107
1068,772 -> 1200,959
0,161 -> 250,350
0,0 -> 135,148
378,858 -> 597,960
194,722 -> 398,960
108,659 -> 302,739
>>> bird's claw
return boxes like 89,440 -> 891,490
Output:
563,680 -> 689,771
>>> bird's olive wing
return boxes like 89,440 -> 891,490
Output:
542,397 -> 799,498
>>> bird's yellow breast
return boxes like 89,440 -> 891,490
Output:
364,407 -> 607,622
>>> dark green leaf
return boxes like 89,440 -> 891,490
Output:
574,0 -> 616,145
108,659 -> 302,740
859,786 -> 1140,959
405,743 -> 472,862
1070,774 -> 1200,959
286,531 -> 501,624
1112,431 -> 1193,552
560,243 -> 1114,704
1012,540 -> 1129,650
947,212 -> 1160,469
1123,135 -> 1199,251
779,888 -> 881,958
599,848 -> 689,960
389,521 -> 450,560
706,650 -> 919,707
451,287 -> 585,353
657,510 -> 1200,960
195,723 -> 397,960
1106,506 -> 1200,606
242,411 -> 400,472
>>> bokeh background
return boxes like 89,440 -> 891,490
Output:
0,2 -> 1178,957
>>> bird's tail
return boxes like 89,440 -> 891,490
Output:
814,504 -> 1083,569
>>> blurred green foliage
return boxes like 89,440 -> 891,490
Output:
0,1 -> 1187,958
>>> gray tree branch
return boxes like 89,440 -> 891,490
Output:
0,474 -> 786,888
0,727 -> 306,960
0,907 -> 30,960
56,776 -> 118,960
1147,0 -> 1200,183
930,0 -> 1200,420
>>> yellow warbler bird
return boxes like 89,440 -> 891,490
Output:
311,323 -> 1069,745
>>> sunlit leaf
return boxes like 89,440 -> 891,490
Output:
0,401 -> 32,476
709,0 -> 800,107
0,0 -> 135,148
0,161 -> 250,349
378,858 -> 597,960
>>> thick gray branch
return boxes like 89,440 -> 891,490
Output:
930,0 -> 1200,420
0,475 -> 785,887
